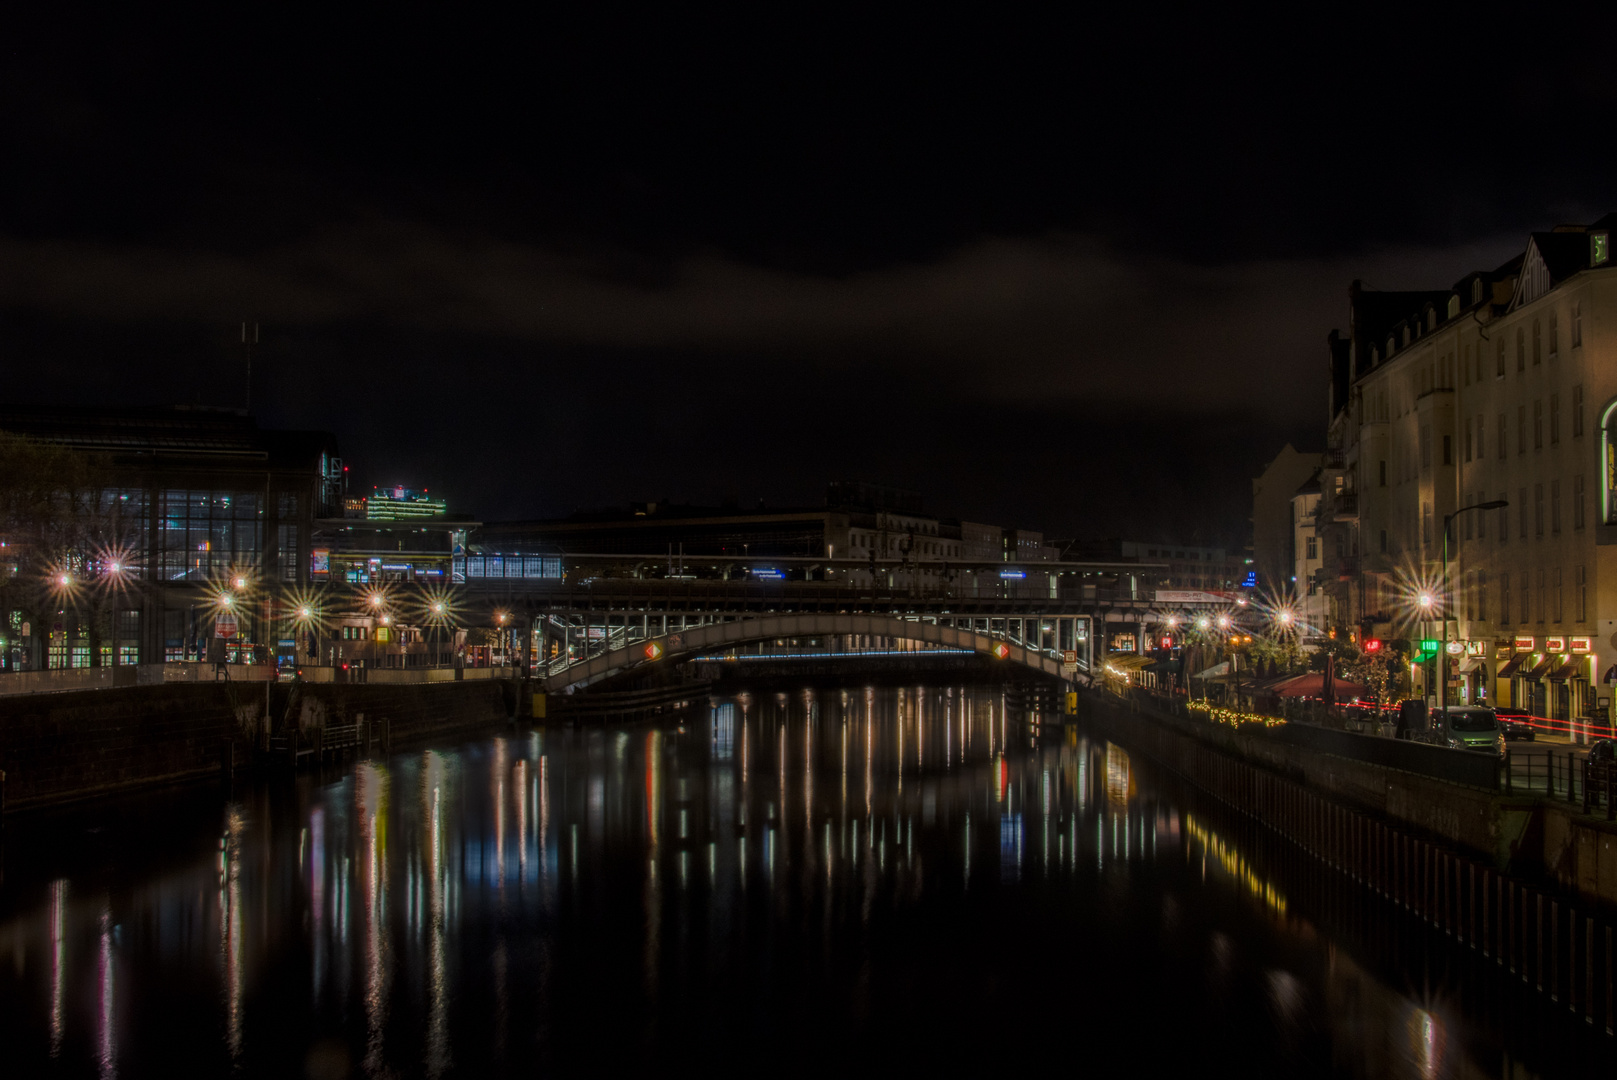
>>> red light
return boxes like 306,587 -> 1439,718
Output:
1364,639 -> 1382,653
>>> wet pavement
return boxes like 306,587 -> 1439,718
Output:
0,683 -> 1606,1077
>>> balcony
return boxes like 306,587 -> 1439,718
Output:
1332,493 -> 1358,520
1337,556 -> 1360,579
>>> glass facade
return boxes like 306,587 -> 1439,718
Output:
158,490 -> 262,582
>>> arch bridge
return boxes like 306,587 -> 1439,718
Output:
542,612 -> 1085,691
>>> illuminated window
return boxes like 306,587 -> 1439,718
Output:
1593,232 -> 1610,267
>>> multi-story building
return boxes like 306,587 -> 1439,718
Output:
1252,443 -> 1325,594
0,404 -> 340,668
1290,472 -> 1326,629
1320,215 -> 1617,730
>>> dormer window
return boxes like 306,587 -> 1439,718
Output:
1427,309 -> 1437,330
1403,326 -> 1412,346
1594,231 -> 1610,267
1472,278 -> 1484,304
1448,294 -> 1460,318
1387,336 -> 1396,355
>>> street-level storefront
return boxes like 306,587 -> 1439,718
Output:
1494,635 -> 1599,743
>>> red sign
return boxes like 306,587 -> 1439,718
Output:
1063,649 -> 1078,663
214,612 -> 238,639
1363,639 -> 1382,653
1546,636 -> 1567,653
643,641 -> 664,661
992,642 -> 1010,660
1514,635 -> 1535,651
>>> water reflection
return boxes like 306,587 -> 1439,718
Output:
0,685 -> 1601,1076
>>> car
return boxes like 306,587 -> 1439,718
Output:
1494,707 -> 1536,741
1588,739 -> 1617,764
1431,706 -> 1505,756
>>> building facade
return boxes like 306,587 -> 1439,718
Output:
1318,216 -> 1617,730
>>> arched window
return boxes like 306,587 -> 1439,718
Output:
1602,399 -> 1617,524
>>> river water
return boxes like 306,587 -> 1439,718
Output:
0,684 -> 1604,1076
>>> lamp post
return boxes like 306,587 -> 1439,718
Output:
1441,499 -> 1509,714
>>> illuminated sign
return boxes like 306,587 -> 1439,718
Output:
1242,571 -> 1258,588
374,627 -> 391,643
1514,635 -> 1535,651
1572,637 -> 1593,654
1063,650 -> 1078,663
1464,640 -> 1485,657
1419,639 -> 1441,653
643,641 -> 664,661
213,612 -> 238,639
1445,640 -> 1464,655
751,568 -> 784,580
1363,639 -> 1382,653
999,569 -> 1026,579
991,642 -> 1010,660
1546,636 -> 1567,653
310,549 -> 330,577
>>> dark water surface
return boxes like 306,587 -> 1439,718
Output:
0,684 -> 1602,1076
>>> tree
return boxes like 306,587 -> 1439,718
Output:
0,433 -> 141,670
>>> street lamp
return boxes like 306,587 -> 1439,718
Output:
1440,499 -> 1508,713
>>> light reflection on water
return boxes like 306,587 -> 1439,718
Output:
0,684 -> 1590,1076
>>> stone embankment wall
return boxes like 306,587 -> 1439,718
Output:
1087,692 -> 1617,909
0,679 -> 516,810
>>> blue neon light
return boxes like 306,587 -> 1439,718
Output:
999,569 -> 1026,579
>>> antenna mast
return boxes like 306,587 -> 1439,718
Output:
241,321 -> 259,413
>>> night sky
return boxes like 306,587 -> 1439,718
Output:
5,7 -> 1616,545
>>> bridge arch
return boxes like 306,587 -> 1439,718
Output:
542,612 -> 1073,691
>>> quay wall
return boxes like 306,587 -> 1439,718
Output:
1087,692 -> 1617,907
0,679 -> 516,811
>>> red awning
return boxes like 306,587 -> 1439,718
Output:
1269,672 -> 1370,699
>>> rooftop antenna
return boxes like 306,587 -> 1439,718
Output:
241,321 -> 259,414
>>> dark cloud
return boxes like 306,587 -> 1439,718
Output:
5,5 -> 1616,543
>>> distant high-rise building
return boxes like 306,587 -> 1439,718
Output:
366,486 -> 447,520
